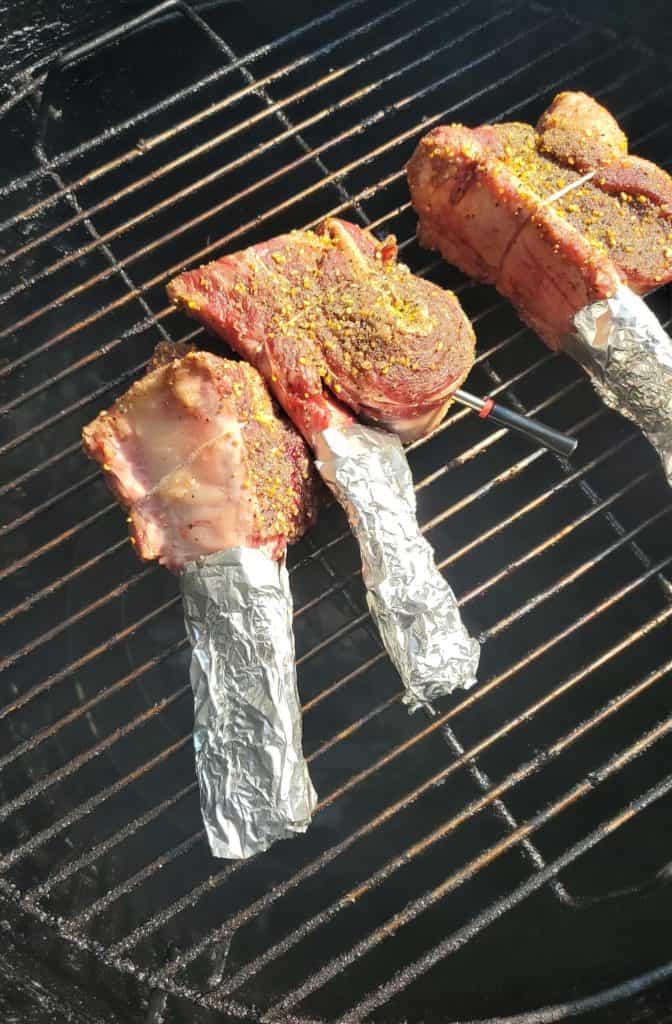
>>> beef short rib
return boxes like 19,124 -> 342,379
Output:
82,348 -> 318,571
166,217 -> 475,443
407,91 -> 672,350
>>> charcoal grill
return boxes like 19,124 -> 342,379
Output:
1,1 -> 672,1020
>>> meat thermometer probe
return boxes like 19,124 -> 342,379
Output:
453,388 -> 578,458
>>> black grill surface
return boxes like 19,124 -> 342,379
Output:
1,2 -> 672,1021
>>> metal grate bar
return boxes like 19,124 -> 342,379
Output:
211,647 -> 672,1000
0,353 -> 153,458
432,723 -> 573,907
2,6 -> 671,1014
0,7 -> 560,389
0,639 -> 185,774
0,0 -> 483,297
0,0 -> 501,319
481,503 -> 671,636
27,779 -> 198,900
0,503 -> 116,583
442,432 -> 639,566
0,0 -> 373,201
0,564 -> 156,673
184,10 -> 370,227
0,469 -> 101,538
0,595 -> 181,722
0,684 -> 191,825
0,72 -> 49,122
67,831 -> 206,930
23,121 -> 175,430
0,440 -> 80,498
0,370 -> 600,728
0,734 -> 191,872
100,554 -> 671,960
461,470 -> 652,606
0,536 -> 128,627
347,757 -> 672,1019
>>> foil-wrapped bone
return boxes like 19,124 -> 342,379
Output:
181,547 -> 317,859
570,287 -> 672,486
315,423 -> 480,712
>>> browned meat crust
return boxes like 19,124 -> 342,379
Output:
167,217 -> 476,443
407,91 -> 672,349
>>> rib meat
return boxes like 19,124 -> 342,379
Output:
166,217 -> 475,443
407,91 -> 672,350
82,347 -> 318,571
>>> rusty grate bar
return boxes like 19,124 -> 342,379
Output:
0,367 -> 622,725
273,717 -> 672,1018
0,415 -> 642,844
0,0 -> 481,292
0,34 -> 647,552
209,650 -> 672,1001
2,3 -> 672,1018
13,543 -> 666,959
0,0 -> 503,313
0,8 -> 565,389
1,48 -> 655,577
0,0 -> 375,199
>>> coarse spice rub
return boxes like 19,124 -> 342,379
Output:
167,217 -> 476,443
82,347 -> 318,571
407,91 -> 672,350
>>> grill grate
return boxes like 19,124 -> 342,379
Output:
1,1 -> 672,1020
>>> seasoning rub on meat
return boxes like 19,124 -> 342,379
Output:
407,91 -> 672,351
82,345 -> 318,571
167,217 -> 476,443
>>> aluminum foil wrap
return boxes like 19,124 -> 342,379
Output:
316,423 -> 480,711
181,547 -> 317,859
571,287 -> 672,485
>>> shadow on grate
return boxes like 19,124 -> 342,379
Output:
1,1 -> 672,1021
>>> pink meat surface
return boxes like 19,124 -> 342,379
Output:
407,91 -> 672,350
166,217 -> 476,443
82,348 -> 318,571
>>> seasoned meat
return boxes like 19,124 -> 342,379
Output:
166,217 -> 476,443
82,348 -> 318,571
407,91 -> 672,350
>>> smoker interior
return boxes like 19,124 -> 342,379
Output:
1,1 -> 672,1020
